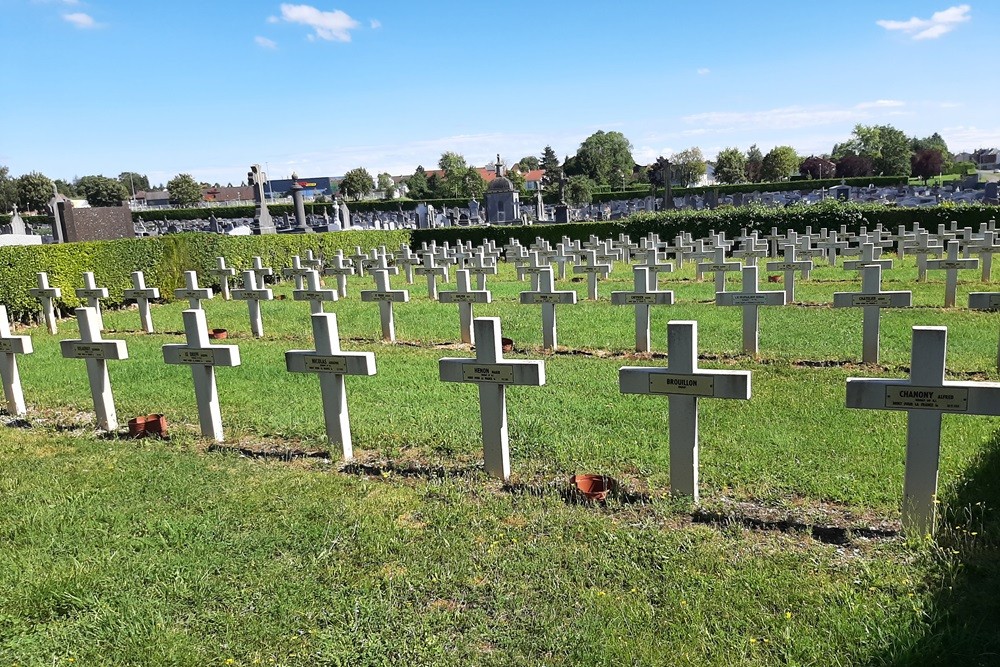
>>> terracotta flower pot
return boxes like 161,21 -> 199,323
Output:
501,337 -> 514,353
277,294 -> 287,300
144,414 -> 168,438
209,329 -> 228,340
127,415 -> 148,439
571,474 -> 617,502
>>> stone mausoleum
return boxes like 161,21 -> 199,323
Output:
485,155 -> 519,224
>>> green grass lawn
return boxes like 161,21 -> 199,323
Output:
2,255 -> 999,665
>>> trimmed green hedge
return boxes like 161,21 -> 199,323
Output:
0,230 -> 409,323
410,201 -> 1000,250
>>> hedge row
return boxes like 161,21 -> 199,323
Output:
0,229 -> 409,323
409,201 -> 1000,249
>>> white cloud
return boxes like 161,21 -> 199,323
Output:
876,5 -> 970,40
255,35 -> 277,49
941,125 -> 1000,152
696,68 -> 710,75
62,12 -> 97,28
279,3 -> 360,42
267,15 -> 280,24
681,100 -> 909,132
855,99 -> 905,109
370,18 -> 381,29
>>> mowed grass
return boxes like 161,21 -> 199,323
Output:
2,253 -> 999,665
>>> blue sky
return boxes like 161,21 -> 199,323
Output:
1,1 -> 996,186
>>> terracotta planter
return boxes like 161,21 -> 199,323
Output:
127,415 -> 148,439
277,294 -> 287,300
501,337 -> 514,353
144,414 -> 168,438
571,474 -> 617,502
209,328 -> 228,340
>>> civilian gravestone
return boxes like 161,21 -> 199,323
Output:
439,269 -> 492,344
846,326 -> 1000,534
360,269 -> 409,342
0,305 -> 32,416
60,307 -> 129,431
439,317 -> 546,480
611,266 -> 675,352
716,266 -> 786,355
162,308 -> 241,442
231,270 -> 274,338
248,164 -> 276,234
833,265 -> 912,363
123,271 -> 160,333
28,272 -> 61,334
619,320 -> 751,501
285,313 -> 376,460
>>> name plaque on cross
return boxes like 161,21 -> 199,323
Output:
523,292 -> 575,304
969,293 -> 1000,309
849,295 -> 895,307
172,349 -> 220,365
62,342 -> 121,359
884,386 -> 969,411
462,364 -> 515,383
648,374 -> 715,396
301,356 -> 348,374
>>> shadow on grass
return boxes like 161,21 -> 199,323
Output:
341,460 -> 482,480
504,480 -> 654,507
871,429 -> 1000,666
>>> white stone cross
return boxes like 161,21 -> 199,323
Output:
396,245 -> 420,284
846,326 -> 1000,535
173,271 -> 213,310
250,256 -> 274,289
349,246 -> 369,276
28,272 -> 61,335
842,242 -> 894,273
286,313 -> 376,460
611,266 -> 675,352
360,269 -> 409,342
294,269 -> 338,314
439,269 -> 492,344
906,232 -> 944,282
322,250 -> 355,297
619,320 -> 751,502
439,317 -> 546,481
0,304 -> 32,416
367,251 -> 399,277
519,267 -> 577,350
468,249 -> 498,289
572,249 -> 611,300
550,243 -> 575,280
731,237 -> 768,267
209,257 -> 236,300
414,252 -> 449,300
123,271 -> 160,333
75,272 -> 109,331
302,249 -> 323,270
968,291 -> 1000,371
60,307 -> 129,431
516,250 -> 547,290
162,308 -> 241,442
817,232 -> 850,266
833,265 -> 912,363
969,230 -> 1000,282
891,225 -> 916,260
716,266 -> 786,355
231,270 -> 274,338
635,244 -> 675,287
282,255 -> 311,290
927,240 -> 978,308
697,246 -> 741,293
765,244 -> 813,303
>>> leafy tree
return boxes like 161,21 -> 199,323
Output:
76,175 -> 129,207
507,168 -> 526,194
54,179 -> 77,197
0,166 -> 19,212
910,132 -> 949,158
713,147 -> 746,184
799,155 -> 836,180
833,124 -> 911,177
377,172 -> 395,198
672,147 -> 706,187
834,154 -> 874,178
166,173 -> 203,206
911,149 -> 945,184
426,173 -> 441,197
406,165 -> 430,199
646,156 -> 671,188
539,145 -> 560,187
339,167 -> 375,200
118,171 -> 150,195
745,144 -> 764,182
15,172 -> 54,213
574,130 -> 635,185
949,161 -> 977,176
566,175 -> 594,205
459,167 -> 487,200
438,151 -> 469,197
517,156 -> 540,172
761,146 -> 799,182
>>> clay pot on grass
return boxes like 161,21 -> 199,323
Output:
144,414 -> 168,438
127,415 -> 148,439
570,474 -> 617,502
209,329 -> 228,340
501,337 -> 514,353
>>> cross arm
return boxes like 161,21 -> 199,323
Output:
286,350 -> 376,375
716,292 -> 785,306
520,291 -> 577,305
439,358 -> 546,386
832,291 -> 912,308
0,337 -> 32,354
846,378 -> 1000,415
163,344 -> 241,367
619,367 -> 751,399
60,339 -> 128,361
439,291 -> 492,304
360,290 -> 409,303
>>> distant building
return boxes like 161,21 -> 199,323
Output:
202,185 -> 255,203
264,176 -> 341,199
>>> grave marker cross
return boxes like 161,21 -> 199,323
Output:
322,251 -> 355,297
282,255 -> 311,290
697,246 -> 741,293
765,244 -> 813,303
519,267 -> 578,350
173,271 -> 213,310
59,307 -> 129,431
439,269 -> 492,344
360,269 -> 409,342
75,272 -> 109,331
833,265 -> 912,363
414,252 -> 449,300
123,271 -> 160,333
926,240 -> 978,307
716,266 -> 786,355
439,317 -> 546,480
231,270 -> 274,338
611,266 -> 675,352
28,272 -> 61,335
209,257 -> 237,300
0,304 -> 32,416
572,249 -> 611,300
294,269 -> 338,314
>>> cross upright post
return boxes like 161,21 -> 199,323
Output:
833,264 -> 912,363
59,307 -> 129,431
286,313 -> 376,460
439,317 -> 546,480
282,255 -> 311,290
0,304 -> 33,416
209,257 -> 237,300
572,249 -> 611,300
968,291 -> 1000,371
697,246 -> 741,293
927,240 -> 978,307
846,326 -> 1000,534
619,320 -> 751,501
250,256 -> 274,289
231,270 -> 274,338
765,244 -> 813,303
162,308 -> 241,442
360,269 -> 409,342
294,269 -> 338,314
519,267 -> 578,350
76,272 -> 109,331
716,266 -> 786,355
611,266 -> 675,352
323,250 -> 355,297
123,271 -> 160,333
414,252 -> 449,300
439,269 -> 492,344
28,272 -> 61,335
173,271 -> 213,310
